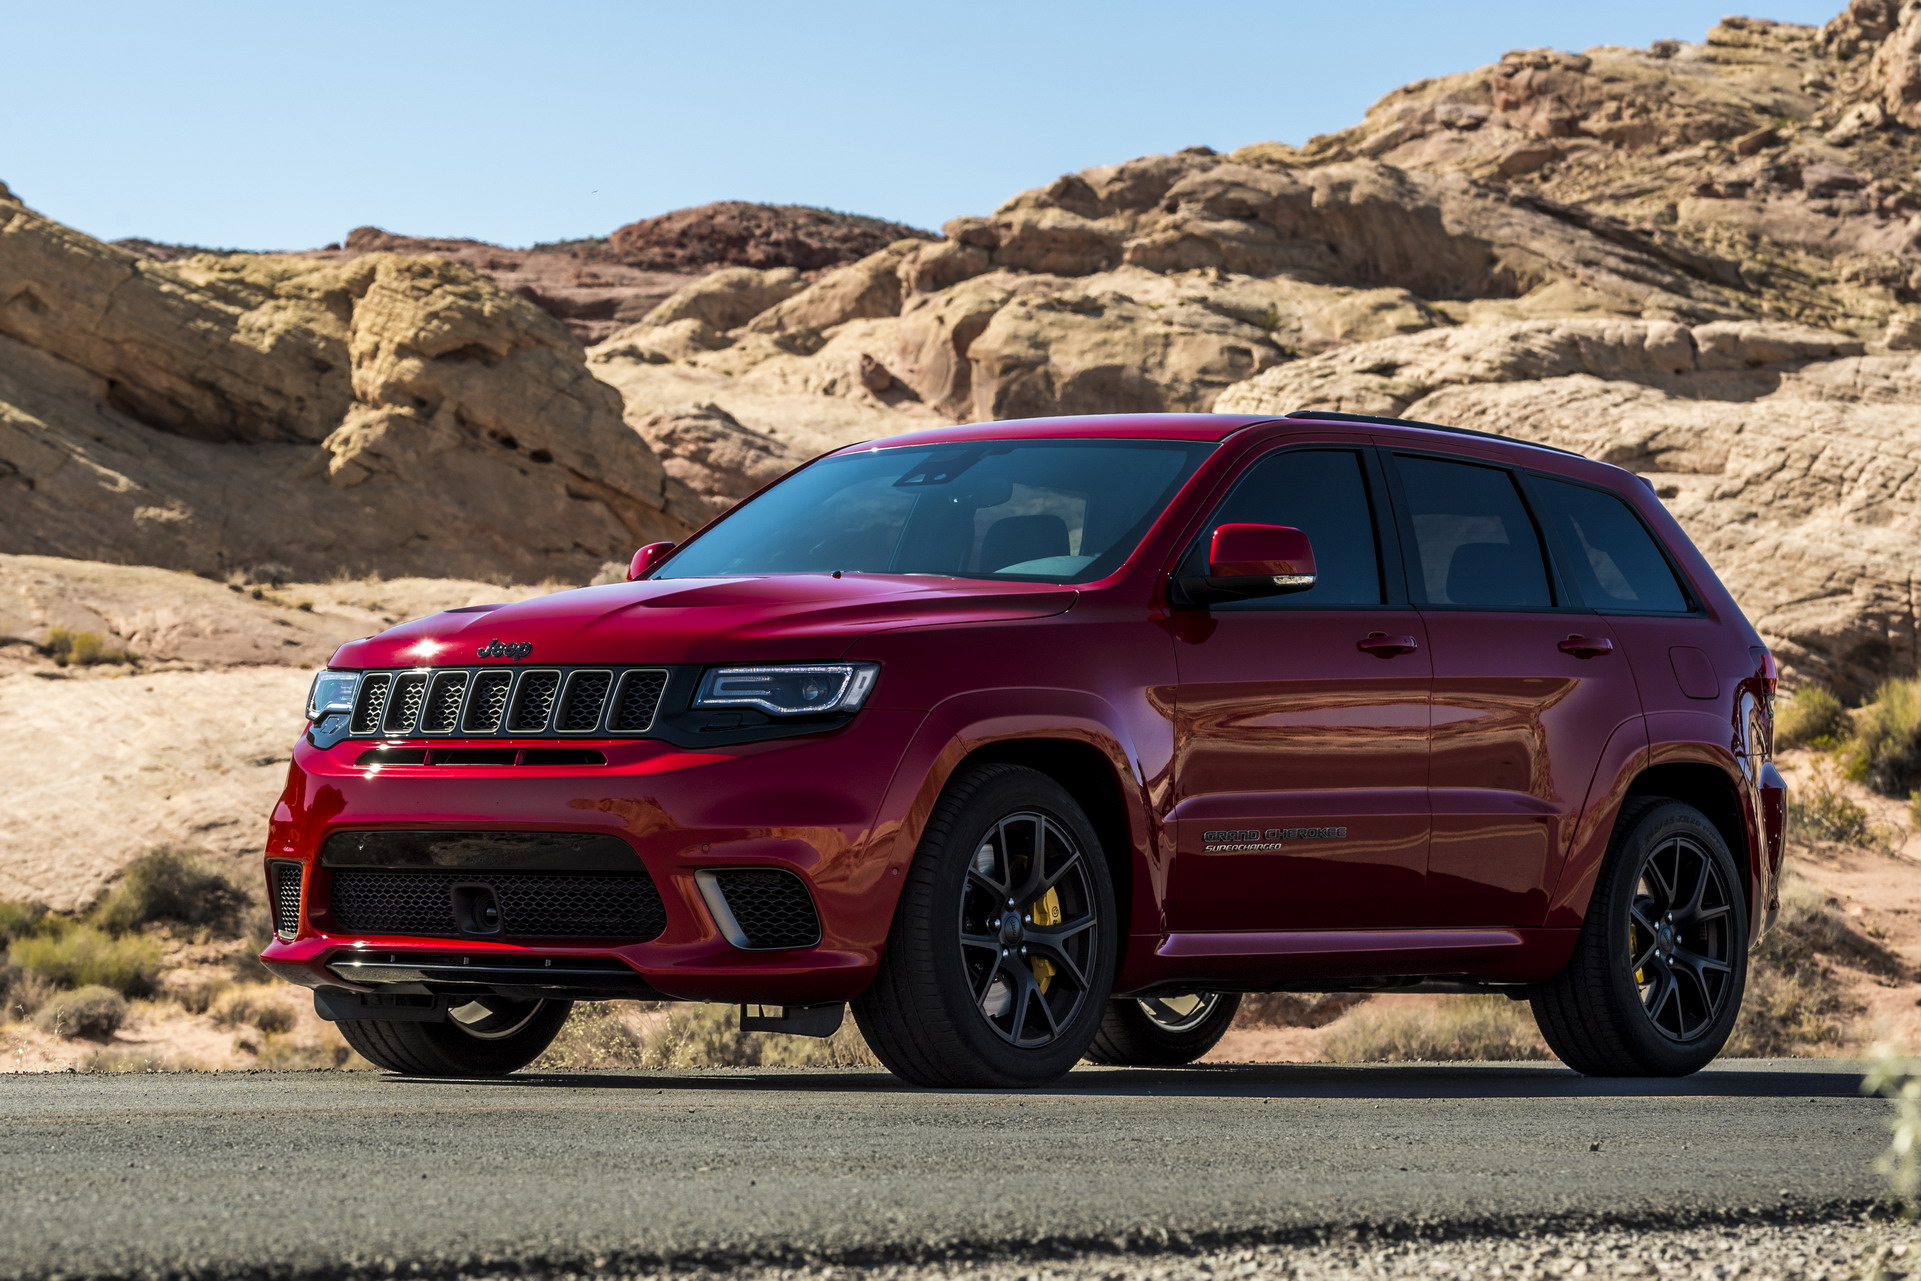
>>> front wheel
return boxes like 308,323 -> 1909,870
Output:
335,996 -> 572,1075
853,764 -> 1117,1088
1530,798 -> 1748,1076
1084,992 -> 1241,1066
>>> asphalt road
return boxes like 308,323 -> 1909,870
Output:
0,1060 -> 1891,1280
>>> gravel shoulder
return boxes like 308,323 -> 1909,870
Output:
0,1060 -> 1893,1280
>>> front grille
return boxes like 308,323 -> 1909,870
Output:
271,862 -> 303,941
341,666 -> 668,739
706,868 -> 821,950
329,869 -> 667,940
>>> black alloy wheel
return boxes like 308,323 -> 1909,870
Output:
1531,798 -> 1749,1076
1084,991 -> 1242,1066
854,763 -> 1118,1088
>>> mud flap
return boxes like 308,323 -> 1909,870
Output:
738,1002 -> 845,1038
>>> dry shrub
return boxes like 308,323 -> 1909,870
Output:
8,925 -> 161,996
1726,872 -> 1903,1056
1321,995 -> 1550,1063
42,626 -> 133,667
1775,685 -> 1851,750
35,985 -> 129,1040
1,967 -> 57,1018
1237,992 -> 1370,1029
92,847 -> 254,937
164,972 -> 232,1016
1789,755 -> 1889,849
533,1002 -> 652,1069
0,900 -> 51,944
254,1032 -> 358,1070
535,1002 -> 878,1069
211,984 -> 295,1034
1846,676 -> 1921,796
78,1048 -> 204,1073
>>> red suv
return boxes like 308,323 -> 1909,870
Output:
262,411 -> 1787,1086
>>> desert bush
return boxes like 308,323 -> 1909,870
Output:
165,973 -> 232,1016
0,966 -> 56,1018
531,1002 -> 651,1070
0,900 -> 51,944
253,1033 -> 356,1070
41,626 -> 133,667
1865,1047 -> 1921,1216
92,846 -> 253,937
1726,872 -> 1903,1057
1321,995 -> 1549,1063
535,1002 -> 879,1070
1846,677 -> 1921,796
1776,685 -> 1852,749
8,925 -> 162,996
35,985 -> 129,1040
211,985 -> 295,1034
1790,755 -> 1888,849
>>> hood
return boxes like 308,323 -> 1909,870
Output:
328,574 -> 1077,669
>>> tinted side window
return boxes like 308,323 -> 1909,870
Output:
1532,476 -> 1689,612
1394,455 -> 1552,609
1193,449 -> 1384,607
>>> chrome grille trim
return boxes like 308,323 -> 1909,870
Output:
332,666 -> 670,740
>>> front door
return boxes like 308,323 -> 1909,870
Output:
1384,450 -> 1645,927
1168,445 -> 1432,931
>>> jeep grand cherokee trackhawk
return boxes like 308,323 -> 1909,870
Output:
261,411 -> 1788,1087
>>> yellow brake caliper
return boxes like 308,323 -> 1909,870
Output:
1029,887 -> 1063,993
1631,920 -> 1645,984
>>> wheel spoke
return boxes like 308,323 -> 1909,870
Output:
1027,936 -> 1090,991
1036,847 -> 1084,896
1675,946 -> 1732,975
1645,843 -> 1678,908
1026,913 -> 1096,952
1681,852 -> 1712,919
1692,902 -> 1732,924
1671,956 -> 1716,1034
959,929 -> 1000,952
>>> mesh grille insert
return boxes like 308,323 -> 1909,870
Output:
271,862 -> 303,941
420,671 -> 469,733
710,869 -> 821,950
463,671 -> 514,733
352,674 -> 393,735
507,671 -> 562,733
557,671 -> 612,733
609,670 -> 667,732
329,868 -> 666,940
383,672 -> 430,735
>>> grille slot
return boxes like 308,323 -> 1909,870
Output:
506,671 -> 562,733
704,868 -> 821,950
463,670 -> 514,734
271,862 -> 303,941
419,671 -> 469,733
351,674 -> 393,735
329,869 -> 667,940
382,672 -> 430,735
609,669 -> 667,733
556,671 -> 613,733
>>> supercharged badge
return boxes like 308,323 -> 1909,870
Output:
1202,826 -> 1348,852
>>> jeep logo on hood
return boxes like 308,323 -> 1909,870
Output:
476,639 -> 534,660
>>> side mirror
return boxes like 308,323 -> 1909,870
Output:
628,541 -> 678,581
1181,523 -> 1317,604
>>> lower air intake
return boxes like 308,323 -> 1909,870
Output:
328,869 -> 667,941
271,862 -> 303,941
705,868 -> 822,950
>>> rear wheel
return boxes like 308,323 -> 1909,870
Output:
1085,992 -> 1241,1066
853,764 -> 1117,1088
1530,799 -> 1748,1076
335,996 -> 572,1076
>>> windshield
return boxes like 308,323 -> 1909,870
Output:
656,439 -> 1214,583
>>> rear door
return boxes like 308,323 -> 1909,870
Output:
1383,449 -> 1642,927
1167,444 -> 1432,931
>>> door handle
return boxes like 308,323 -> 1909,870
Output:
1357,632 -> 1420,657
1559,634 -> 1615,658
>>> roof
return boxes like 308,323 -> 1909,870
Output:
837,414 -> 1277,451
1281,409 -> 1585,459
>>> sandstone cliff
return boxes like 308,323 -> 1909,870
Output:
0,189 -> 706,583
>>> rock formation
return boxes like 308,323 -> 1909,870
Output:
0,189 -> 705,582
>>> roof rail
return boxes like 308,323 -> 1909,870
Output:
1282,409 -> 1584,459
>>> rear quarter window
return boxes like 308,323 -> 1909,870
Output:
1530,476 -> 1690,613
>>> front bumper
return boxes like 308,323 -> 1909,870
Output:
259,709 -> 923,1004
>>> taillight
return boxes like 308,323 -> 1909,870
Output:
1751,646 -> 1778,697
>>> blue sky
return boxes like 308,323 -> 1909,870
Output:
5,1 -> 1842,250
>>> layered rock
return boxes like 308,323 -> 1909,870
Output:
0,190 -> 705,582
609,201 -> 929,272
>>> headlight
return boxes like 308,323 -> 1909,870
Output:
694,663 -> 878,716
306,670 -> 359,722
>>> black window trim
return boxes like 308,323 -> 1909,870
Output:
1380,448 -> 1583,616
1519,469 -> 1706,618
1174,442 -> 1411,612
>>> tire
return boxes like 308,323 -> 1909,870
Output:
335,996 -> 572,1076
1531,798 -> 1749,1076
1085,992 -> 1242,1066
852,763 -> 1118,1088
